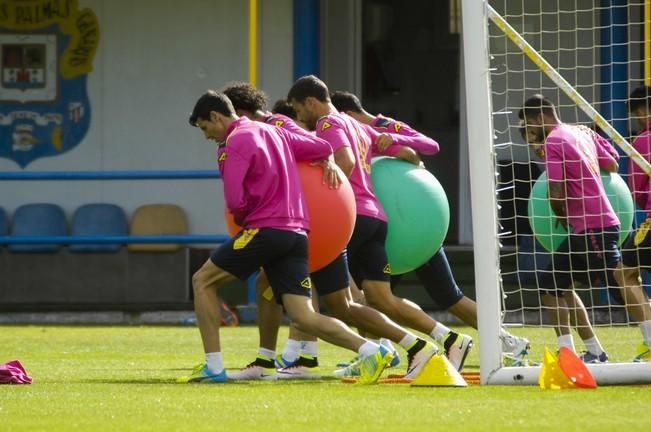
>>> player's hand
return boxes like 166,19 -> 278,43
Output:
375,133 -> 394,152
311,159 -> 342,189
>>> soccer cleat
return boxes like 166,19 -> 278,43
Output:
177,363 -> 227,383
274,354 -> 298,369
501,334 -> 530,367
356,345 -> 394,385
277,355 -> 321,380
579,351 -> 608,364
333,358 -> 361,378
443,331 -> 473,372
336,355 -> 360,368
633,342 -> 651,362
404,340 -> 439,379
228,357 -> 277,381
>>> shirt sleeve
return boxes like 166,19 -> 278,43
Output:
592,132 -> 619,169
317,118 -> 352,153
221,140 -> 251,225
375,117 -> 440,155
276,127 -> 333,161
629,133 -> 651,209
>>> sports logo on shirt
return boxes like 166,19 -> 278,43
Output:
383,263 -> 392,274
320,121 -> 331,131
219,152 -> 227,162
393,123 -> 402,133
274,120 -> 284,128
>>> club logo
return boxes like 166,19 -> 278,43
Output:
0,0 -> 99,167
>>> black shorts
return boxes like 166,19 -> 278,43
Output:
621,218 -> 651,269
347,215 -> 392,289
537,225 -> 621,297
391,247 -> 464,309
210,228 -> 312,305
310,251 -> 350,296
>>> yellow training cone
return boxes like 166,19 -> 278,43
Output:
538,347 -> 575,390
410,354 -> 468,387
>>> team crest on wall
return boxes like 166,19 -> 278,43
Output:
0,0 -> 99,167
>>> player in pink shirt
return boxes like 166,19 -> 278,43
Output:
288,75 -> 473,375
614,86 -> 651,362
520,94 -> 634,362
178,90 -> 394,384
332,90 -> 530,365
222,82 -> 437,381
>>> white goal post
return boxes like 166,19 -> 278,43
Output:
461,0 -> 651,385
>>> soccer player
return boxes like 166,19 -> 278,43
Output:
222,82 -> 438,380
288,75 -> 473,374
331,90 -> 531,365
519,94 -> 623,362
177,90 -> 394,384
612,86 -> 651,361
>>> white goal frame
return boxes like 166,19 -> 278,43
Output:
461,0 -> 651,385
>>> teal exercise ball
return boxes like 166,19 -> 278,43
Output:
527,171 -> 634,252
371,157 -> 450,275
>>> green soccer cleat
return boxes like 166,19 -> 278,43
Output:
356,345 -> 394,385
177,363 -> 227,383
633,342 -> 651,362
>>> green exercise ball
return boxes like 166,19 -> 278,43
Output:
527,171 -> 634,252
371,157 -> 450,275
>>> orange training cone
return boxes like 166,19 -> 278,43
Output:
410,354 -> 467,387
538,347 -> 575,390
558,347 -> 597,389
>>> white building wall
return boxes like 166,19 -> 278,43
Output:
0,0 -> 294,236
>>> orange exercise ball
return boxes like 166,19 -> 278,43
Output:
224,161 -> 356,272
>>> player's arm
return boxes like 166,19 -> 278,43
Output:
545,145 -> 568,229
593,134 -> 619,173
334,147 -> 356,177
547,180 -> 568,229
222,147 -> 251,226
382,120 -> 440,155
277,127 -> 332,162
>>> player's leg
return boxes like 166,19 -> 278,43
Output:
229,271 -> 282,381
179,230 -> 266,383
614,228 -> 651,361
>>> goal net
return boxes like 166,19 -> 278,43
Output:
462,0 -> 651,384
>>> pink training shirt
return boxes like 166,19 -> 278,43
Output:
218,116 -> 332,231
544,123 -> 620,233
372,115 -> 440,155
628,122 -> 651,218
316,111 -> 406,221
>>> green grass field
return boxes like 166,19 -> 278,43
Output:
1,325 -> 649,431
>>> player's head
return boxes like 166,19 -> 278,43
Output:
222,81 -> 268,119
518,119 -> 544,159
287,75 -> 331,130
628,86 -> 651,130
518,94 -> 558,143
331,91 -> 363,114
271,99 -> 297,120
189,90 -> 236,142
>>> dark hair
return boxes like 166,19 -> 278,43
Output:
518,94 -> 556,120
271,99 -> 297,119
628,86 -> 651,113
331,91 -> 363,113
189,91 -> 235,126
287,75 -> 330,103
222,81 -> 268,113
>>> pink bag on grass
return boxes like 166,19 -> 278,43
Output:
0,360 -> 32,384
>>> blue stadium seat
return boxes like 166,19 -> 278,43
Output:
70,203 -> 129,253
9,203 -> 67,253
